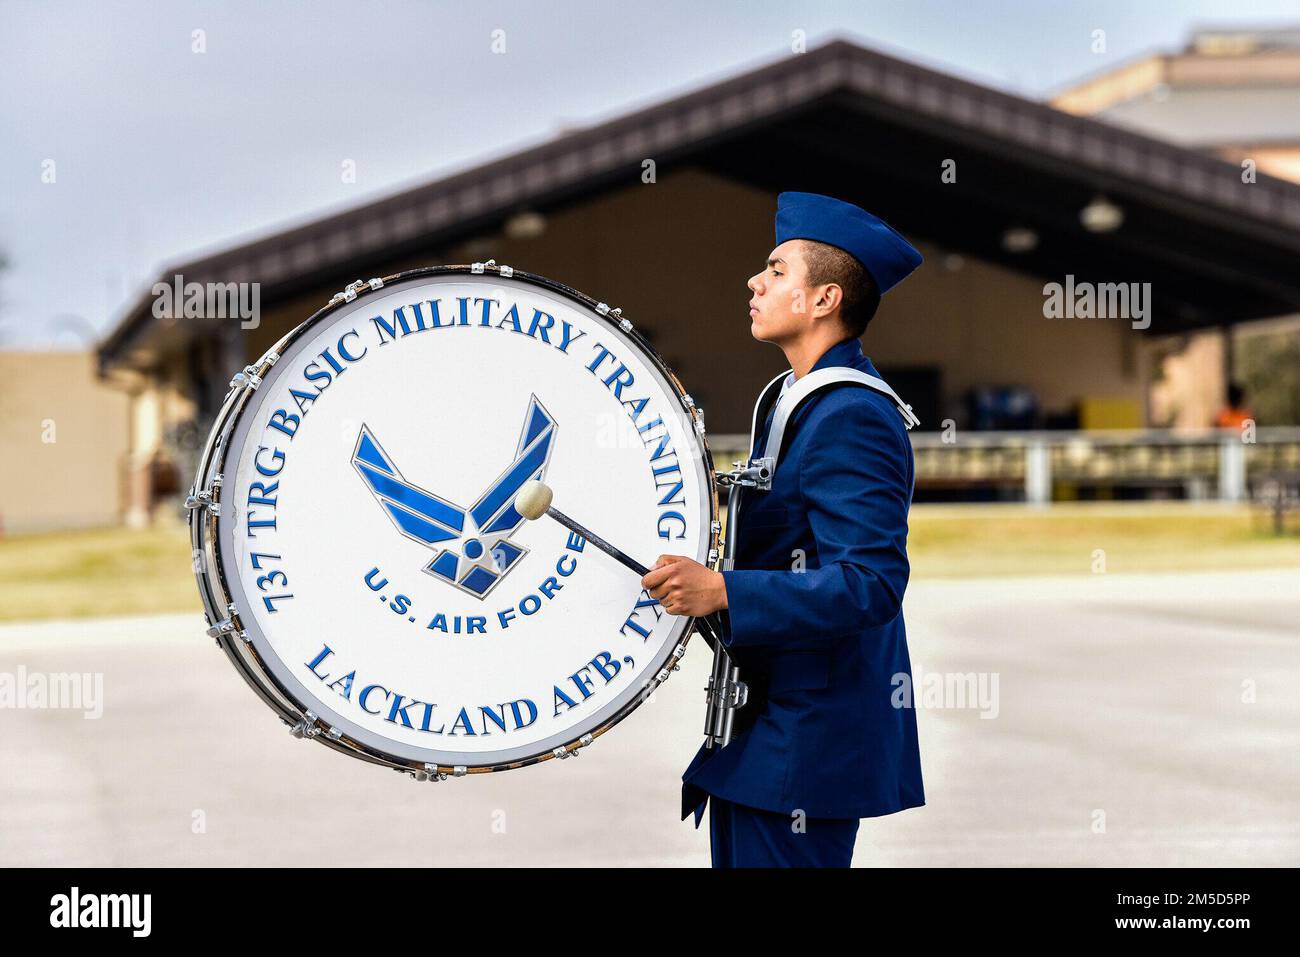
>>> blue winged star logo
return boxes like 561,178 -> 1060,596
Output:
351,395 -> 557,599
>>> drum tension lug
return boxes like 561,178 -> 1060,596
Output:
552,734 -> 593,760
228,351 -> 280,395
655,642 -> 688,684
205,602 -> 248,644
289,710 -> 322,739
185,473 -> 223,516
228,365 -> 263,392
256,348 -> 281,370
596,302 -> 633,332
185,490 -> 218,516
410,763 -> 449,782
679,394 -> 706,433
328,278 -> 380,307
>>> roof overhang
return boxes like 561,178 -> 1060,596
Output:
100,39 -> 1300,373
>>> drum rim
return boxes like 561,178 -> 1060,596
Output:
189,263 -> 720,777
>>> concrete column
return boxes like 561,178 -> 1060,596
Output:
1219,437 -> 1246,502
1025,439 -> 1051,506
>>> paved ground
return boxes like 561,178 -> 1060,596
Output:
1,568 -> 1297,867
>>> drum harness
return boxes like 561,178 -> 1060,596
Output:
702,366 -> 919,749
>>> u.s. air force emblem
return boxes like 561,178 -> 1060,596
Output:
352,393 -> 556,598
191,266 -> 717,774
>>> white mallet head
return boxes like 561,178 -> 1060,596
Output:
516,480 -> 554,521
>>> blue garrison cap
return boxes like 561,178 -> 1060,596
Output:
775,191 -> 922,293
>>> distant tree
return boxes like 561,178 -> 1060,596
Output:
1240,328 -> 1300,425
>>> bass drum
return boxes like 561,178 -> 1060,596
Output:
188,264 -> 718,779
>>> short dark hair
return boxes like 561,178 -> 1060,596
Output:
800,240 -> 880,337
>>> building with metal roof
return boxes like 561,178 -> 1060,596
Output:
96,38 -> 1300,519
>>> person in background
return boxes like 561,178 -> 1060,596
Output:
1215,382 -> 1253,429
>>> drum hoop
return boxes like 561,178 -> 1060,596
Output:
189,264 -> 720,777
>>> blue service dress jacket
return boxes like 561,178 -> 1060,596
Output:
682,337 -> 925,823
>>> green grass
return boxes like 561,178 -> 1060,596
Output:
908,503 -> 1300,578
0,523 -> 201,623
1,505 -> 1298,623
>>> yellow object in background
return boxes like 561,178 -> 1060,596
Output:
1079,396 -> 1142,430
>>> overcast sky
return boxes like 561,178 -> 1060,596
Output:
3,0 -> 1298,347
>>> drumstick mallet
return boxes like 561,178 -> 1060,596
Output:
516,480 -> 650,577
515,480 -> 724,646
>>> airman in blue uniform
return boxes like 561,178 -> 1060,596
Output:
642,192 -> 925,867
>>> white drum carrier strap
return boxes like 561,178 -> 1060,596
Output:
751,367 -> 920,477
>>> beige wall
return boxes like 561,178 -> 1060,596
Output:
0,352 -> 130,533
1149,331 -> 1227,429
120,370 -> 197,527
866,243 -> 1145,425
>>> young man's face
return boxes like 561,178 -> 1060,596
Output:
746,239 -> 814,344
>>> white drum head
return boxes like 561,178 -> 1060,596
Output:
199,267 -> 717,773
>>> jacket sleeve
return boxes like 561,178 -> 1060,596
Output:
719,395 -> 911,649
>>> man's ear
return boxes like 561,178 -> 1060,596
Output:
812,283 -> 843,320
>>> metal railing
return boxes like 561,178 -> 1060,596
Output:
708,427 -> 1300,504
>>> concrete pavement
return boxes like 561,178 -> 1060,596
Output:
1,568 -> 1296,866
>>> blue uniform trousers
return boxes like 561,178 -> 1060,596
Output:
708,795 -> 860,868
